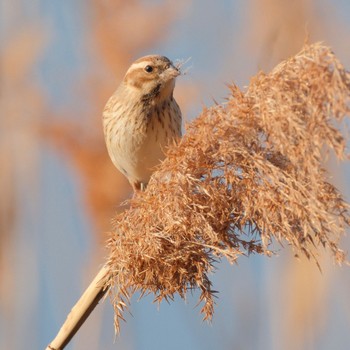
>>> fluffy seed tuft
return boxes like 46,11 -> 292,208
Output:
105,43 -> 350,332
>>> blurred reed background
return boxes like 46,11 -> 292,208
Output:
1,1 -> 349,349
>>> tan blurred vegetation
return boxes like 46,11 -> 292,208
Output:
0,21 -> 48,349
248,0 -> 322,70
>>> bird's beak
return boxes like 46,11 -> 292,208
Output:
167,64 -> 180,78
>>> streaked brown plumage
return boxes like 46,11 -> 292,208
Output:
103,55 -> 182,191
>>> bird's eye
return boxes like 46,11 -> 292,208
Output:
144,65 -> 153,73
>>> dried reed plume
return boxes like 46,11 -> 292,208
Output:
46,43 -> 350,349
105,43 -> 350,331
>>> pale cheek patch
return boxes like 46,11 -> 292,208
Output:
125,68 -> 154,89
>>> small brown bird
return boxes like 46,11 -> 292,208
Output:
47,57 -> 182,350
103,55 -> 182,192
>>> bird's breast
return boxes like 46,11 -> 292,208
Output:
103,96 -> 181,185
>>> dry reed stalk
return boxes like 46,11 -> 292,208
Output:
46,266 -> 109,350
46,42 -> 350,348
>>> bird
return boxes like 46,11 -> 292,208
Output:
103,55 -> 182,192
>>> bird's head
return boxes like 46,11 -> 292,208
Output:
123,55 -> 180,103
